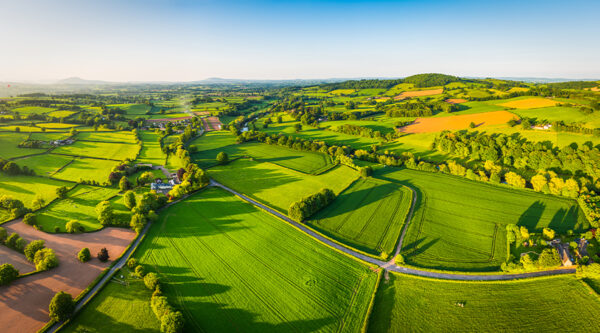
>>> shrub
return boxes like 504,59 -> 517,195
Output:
96,201 -> 114,226
119,176 -> 130,192
123,191 -> 136,210
288,188 -> 336,221
135,265 -> 145,277
216,151 -> 229,165
144,272 -> 160,290
360,166 -> 372,178
22,213 -> 36,226
56,186 -> 69,199
49,291 -> 75,321
395,254 -> 405,265
6,233 -> 24,252
543,227 -> 556,240
0,263 -> 19,286
65,220 -> 84,233
34,248 -> 59,271
127,258 -> 138,270
161,310 -> 184,333
97,248 -> 109,262
78,248 -> 91,263
24,240 -> 45,262
0,227 -> 7,244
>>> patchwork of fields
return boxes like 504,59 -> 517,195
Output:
132,187 -> 379,332
309,178 -> 412,258
368,273 -> 600,332
378,168 -> 588,271
53,140 -> 139,160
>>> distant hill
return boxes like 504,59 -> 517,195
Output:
56,77 -> 115,85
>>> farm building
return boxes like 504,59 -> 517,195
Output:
51,139 -> 74,146
532,124 -> 552,130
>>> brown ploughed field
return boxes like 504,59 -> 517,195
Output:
394,88 -> 443,100
206,116 -> 222,131
398,110 -> 518,134
446,98 -> 467,104
0,220 -> 135,333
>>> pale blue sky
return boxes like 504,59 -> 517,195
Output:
1,0 -> 598,81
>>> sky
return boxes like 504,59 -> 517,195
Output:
1,0 -> 599,82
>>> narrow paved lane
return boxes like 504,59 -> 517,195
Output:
210,179 -> 577,281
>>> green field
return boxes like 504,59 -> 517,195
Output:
209,158 -> 359,213
11,106 -> 56,114
190,131 -> 334,173
136,131 -> 166,165
14,153 -> 73,176
308,178 -> 412,258
108,103 -> 151,115
0,173 -> 72,222
51,157 -> 119,183
62,268 -> 160,333
130,187 -> 378,332
378,168 -> 589,271
77,130 -> 138,143
0,132 -> 46,159
46,110 -> 77,118
35,185 -> 128,232
53,140 -> 139,160
368,273 -> 600,332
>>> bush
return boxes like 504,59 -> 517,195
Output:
65,220 -> 84,233
97,247 -> 109,262
34,248 -> 59,271
543,227 -> 556,240
360,166 -> 372,178
0,227 -> 6,244
49,291 -> 74,321
161,310 -> 184,333
22,213 -> 36,226
78,248 -> 91,263
288,188 -> 336,221
56,186 -> 69,199
395,254 -> 405,265
24,240 -> 45,262
6,232 -> 25,252
135,265 -> 146,277
127,258 -> 138,270
216,152 -> 229,165
0,263 -> 19,286
144,272 -> 160,290
123,191 -> 136,210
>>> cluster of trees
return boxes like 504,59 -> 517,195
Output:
502,224 -> 562,272
18,139 -> 45,148
0,159 -> 36,176
432,131 -> 600,182
378,99 -> 458,118
167,164 -> 209,200
0,263 -> 19,286
0,229 -> 58,276
238,130 -> 351,159
124,191 -> 167,233
288,189 -> 336,221
0,195 -> 30,219
332,124 -> 397,141
551,120 -> 600,136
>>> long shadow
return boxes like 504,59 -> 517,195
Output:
312,182 -> 399,219
549,205 -> 584,233
516,201 -> 545,231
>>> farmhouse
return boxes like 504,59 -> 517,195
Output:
150,178 -> 173,194
532,124 -> 552,130
51,139 -> 74,146
550,241 -> 574,266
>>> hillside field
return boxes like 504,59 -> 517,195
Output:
308,178 -> 412,258
378,168 -> 588,271
128,187 -> 379,332
368,273 -> 600,332
52,140 -> 139,160
209,158 -> 359,214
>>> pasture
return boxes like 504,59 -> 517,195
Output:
11,106 -> 56,114
308,178 -> 412,257
398,111 -> 518,134
51,157 -> 119,183
52,140 -> 139,160
0,132 -> 46,159
209,158 -> 359,214
498,97 -> 558,109
368,273 -> 600,332
190,132 -> 334,173
378,168 -> 588,271
77,130 -> 138,143
14,153 -> 73,176
132,187 -> 379,332
37,122 -> 78,129
46,110 -> 77,118
35,185 -> 127,232
62,268 -> 160,333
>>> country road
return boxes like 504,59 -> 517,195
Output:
209,179 -> 577,281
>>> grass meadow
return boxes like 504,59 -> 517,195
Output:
0,132 -> 46,159
209,158 -> 359,213
35,185 -> 128,232
136,131 -> 166,165
53,140 -> 139,160
51,157 -> 119,183
368,273 -> 600,332
378,168 -> 588,272
15,153 -> 73,176
77,130 -> 138,143
130,187 -> 379,332
62,268 -> 160,333
308,178 -> 412,258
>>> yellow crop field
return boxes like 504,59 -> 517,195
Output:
499,98 -> 558,109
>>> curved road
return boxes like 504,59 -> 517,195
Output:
209,179 -> 576,281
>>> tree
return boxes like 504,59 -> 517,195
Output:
135,264 -> 146,277
519,226 -> 530,240
119,176 -> 130,192
97,248 -> 109,262
56,186 -> 68,199
139,171 -> 155,185
504,172 -> 526,188
0,227 -> 6,244
95,201 -> 114,226
277,116 -> 282,123
216,152 -> 229,165
144,272 -> 160,290
123,191 -> 137,210
161,310 -> 185,333
537,248 -> 561,268
22,213 -> 36,226
32,195 -> 45,209
34,248 -> 59,271
130,213 -> 147,233
530,174 -> 548,192
294,123 -> 302,132
543,227 -> 556,240
24,240 -> 45,262
360,166 -> 372,178
49,291 -> 75,321
127,258 -> 138,270
3,161 -> 20,175
577,263 -> 600,279
78,248 -> 91,263
0,264 -> 19,286
469,122 -> 476,129
6,233 -> 23,251
66,220 -> 84,233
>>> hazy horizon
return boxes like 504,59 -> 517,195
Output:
2,0 -> 599,82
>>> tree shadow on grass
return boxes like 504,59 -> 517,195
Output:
516,201 -> 545,231
549,205 -> 584,233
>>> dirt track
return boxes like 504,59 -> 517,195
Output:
0,221 -> 135,333
398,110 -> 517,133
